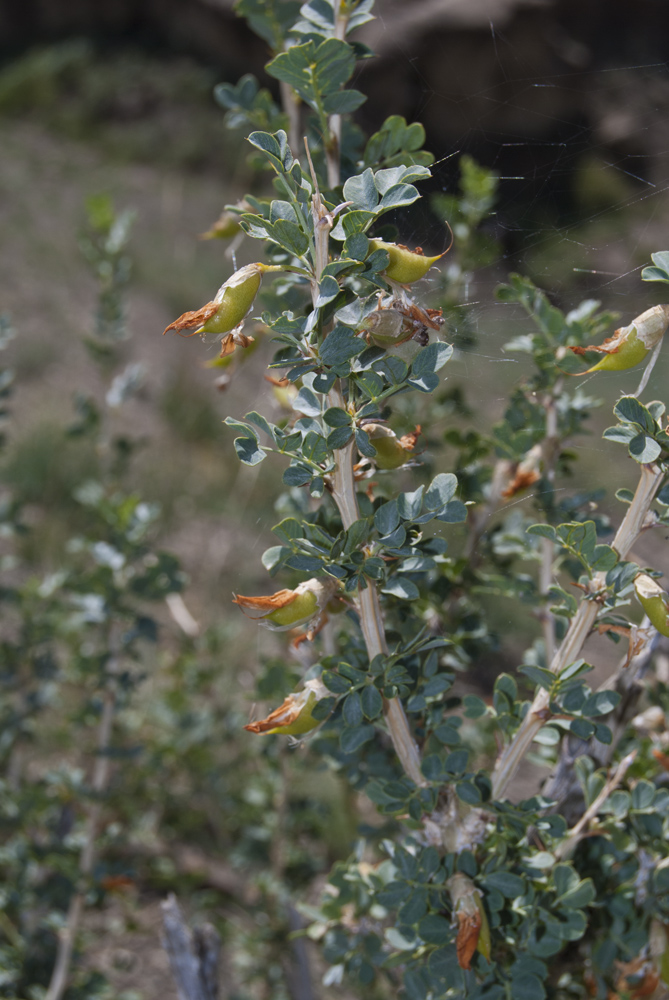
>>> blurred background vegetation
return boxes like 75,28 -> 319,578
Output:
2,1 -> 669,996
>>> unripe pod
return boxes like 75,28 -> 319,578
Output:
566,304 -> 669,374
363,423 -> 418,470
244,678 -> 330,735
200,200 -> 253,240
163,262 -> 266,339
200,210 -> 242,240
233,578 -> 337,631
362,308 -> 412,348
265,375 -> 298,410
202,264 -> 263,334
368,240 -> 444,284
634,573 -> 669,637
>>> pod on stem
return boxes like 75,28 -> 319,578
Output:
244,678 -> 330,735
233,578 -> 339,631
565,304 -> 669,373
163,262 -> 277,356
368,240 -> 446,284
361,423 -> 421,470
634,573 -> 669,637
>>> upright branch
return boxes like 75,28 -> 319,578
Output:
304,140 -> 425,787
279,75 -> 302,158
492,461 -> 664,800
324,0 -> 349,187
46,664 -> 117,1000
539,389 -> 560,664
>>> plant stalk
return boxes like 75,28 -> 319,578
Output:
539,392 -> 559,665
634,336 -> 663,397
45,674 -> 117,1000
306,141 -> 425,788
554,750 -> 636,861
491,461 -> 664,801
279,77 -> 301,158
324,1 -> 348,188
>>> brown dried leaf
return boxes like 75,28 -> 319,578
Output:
163,302 -> 218,336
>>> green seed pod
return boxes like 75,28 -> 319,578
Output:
368,240 -> 444,284
202,264 -> 264,334
163,262 -> 265,339
567,304 -> 669,374
362,308 -> 412,348
363,423 -> 416,470
244,678 -> 330,735
201,212 -> 242,240
233,578 -> 337,631
634,573 -> 669,637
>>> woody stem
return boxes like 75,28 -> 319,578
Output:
307,147 -> 425,788
491,461 -> 663,801
46,661 -> 118,1000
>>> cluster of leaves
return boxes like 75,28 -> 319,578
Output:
0,199 -> 188,998
1,188 -> 370,1000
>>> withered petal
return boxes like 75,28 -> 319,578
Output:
243,696 -> 300,734
163,302 -> 218,336
456,910 -> 481,971
568,330 -> 624,357
501,467 -> 541,499
399,425 -> 422,451
233,589 -> 298,612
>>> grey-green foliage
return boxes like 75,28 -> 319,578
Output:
0,198 -> 186,998
184,1 -> 669,997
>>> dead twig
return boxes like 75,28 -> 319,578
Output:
161,894 -> 221,1000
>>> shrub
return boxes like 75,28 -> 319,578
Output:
162,2 -> 669,998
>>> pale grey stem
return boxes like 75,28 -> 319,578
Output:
324,1 -> 348,188
543,620 -> 661,825
306,140 -> 425,788
540,393 -> 559,664
166,592 -> 200,638
554,750 -> 637,861
540,536 -> 555,665
161,894 -> 220,1000
279,79 -> 301,159
325,117 -> 342,190
491,462 -> 664,801
463,459 -> 510,564
45,672 -> 117,1000
633,336 -> 663,397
